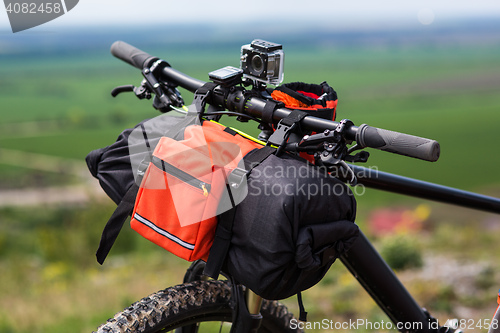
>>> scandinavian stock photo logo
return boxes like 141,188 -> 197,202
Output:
3,0 -> 79,32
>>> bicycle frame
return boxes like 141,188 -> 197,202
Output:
336,166 -> 500,332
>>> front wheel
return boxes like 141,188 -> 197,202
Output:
94,280 -> 303,333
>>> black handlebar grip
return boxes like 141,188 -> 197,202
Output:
356,124 -> 440,162
110,41 -> 158,69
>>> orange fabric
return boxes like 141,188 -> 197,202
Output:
131,121 -> 262,262
131,165 -> 216,261
271,90 -> 338,120
271,90 -> 310,109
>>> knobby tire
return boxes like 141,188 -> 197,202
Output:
94,280 -> 302,333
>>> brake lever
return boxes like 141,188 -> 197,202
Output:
111,85 -> 134,97
345,151 -> 370,163
111,82 -> 152,100
111,60 -> 184,113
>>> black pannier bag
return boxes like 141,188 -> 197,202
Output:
220,152 -> 359,301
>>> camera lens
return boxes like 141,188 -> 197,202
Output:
250,55 -> 264,75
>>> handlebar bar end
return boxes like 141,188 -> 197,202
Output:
356,124 -> 440,162
111,41 -> 158,69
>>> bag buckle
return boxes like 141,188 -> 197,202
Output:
267,109 -> 308,155
227,167 -> 248,190
135,157 -> 151,184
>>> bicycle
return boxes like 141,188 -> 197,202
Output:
91,40 -> 500,333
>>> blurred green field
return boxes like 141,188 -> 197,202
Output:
1,35 -> 500,332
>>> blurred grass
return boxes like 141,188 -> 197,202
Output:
1,38 -> 500,332
0,203 -> 190,333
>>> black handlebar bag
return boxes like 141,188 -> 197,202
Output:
86,114 -> 187,205
219,152 -> 358,300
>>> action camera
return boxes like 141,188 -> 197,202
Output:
240,39 -> 284,86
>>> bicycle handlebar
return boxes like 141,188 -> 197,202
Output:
111,41 -> 158,70
110,41 -> 440,162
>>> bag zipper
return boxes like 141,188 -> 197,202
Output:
151,156 -> 211,196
